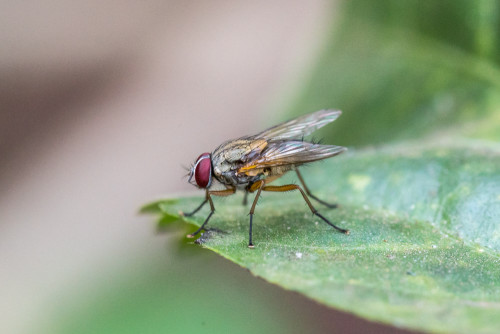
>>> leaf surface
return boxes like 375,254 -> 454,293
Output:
145,144 -> 500,334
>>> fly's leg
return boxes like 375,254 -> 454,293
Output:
182,198 -> 207,217
263,184 -> 349,235
296,168 -> 338,209
187,211 -> 214,237
242,191 -> 249,206
247,181 -> 265,248
186,188 -> 235,238
186,192 -> 215,238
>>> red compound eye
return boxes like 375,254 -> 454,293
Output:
194,153 -> 212,188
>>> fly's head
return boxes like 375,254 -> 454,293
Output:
188,153 -> 212,189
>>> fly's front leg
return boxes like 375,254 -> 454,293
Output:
263,184 -> 349,235
186,188 -> 235,238
181,198 -> 208,217
186,190 -> 215,238
247,180 -> 265,248
296,168 -> 338,209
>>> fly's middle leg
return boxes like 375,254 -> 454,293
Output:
247,180 -> 265,248
296,168 -> 338,209
263,184 -> 349,235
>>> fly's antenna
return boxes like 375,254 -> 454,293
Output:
181,164 -> 193,179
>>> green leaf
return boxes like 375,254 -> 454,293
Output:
139,199 -> 178,214
148,143 -> 500,334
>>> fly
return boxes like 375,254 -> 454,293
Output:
184,109 -> 349,248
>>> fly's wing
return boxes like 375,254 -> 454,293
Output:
238,141 -> 346,173
251,109 -> 341,141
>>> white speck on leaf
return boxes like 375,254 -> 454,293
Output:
296,252 -> 303,259
348,174 -> 372,192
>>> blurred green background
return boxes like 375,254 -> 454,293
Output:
286,0 -> 500,147
47,232 -> 320,334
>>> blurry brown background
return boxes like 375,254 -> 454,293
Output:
0,1 -> 335,333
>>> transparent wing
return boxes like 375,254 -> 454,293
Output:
251,109 -> 341,141
238,141 -> 346,173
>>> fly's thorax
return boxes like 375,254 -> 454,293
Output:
212,159 -> 255,187
211,137 -> 270,187
212,138 -> 267,163
211,155 -> 230,178
211,144 -> 241,186
211,159 -> 236,186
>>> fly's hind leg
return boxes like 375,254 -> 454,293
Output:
296,168 -> 338,209
263,184 -> 349,235
247,180 -> 265,248
186,188 -> 235,238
